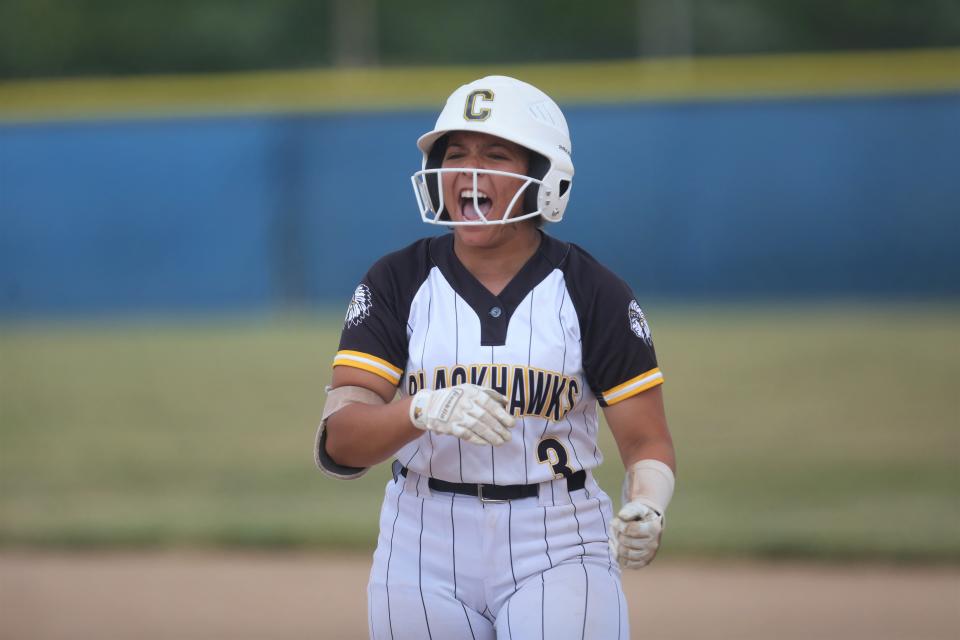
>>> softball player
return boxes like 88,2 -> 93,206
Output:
316,76 -> 676,639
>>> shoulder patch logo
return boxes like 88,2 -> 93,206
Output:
345,284 -> 372,328
628,300 -> 653,345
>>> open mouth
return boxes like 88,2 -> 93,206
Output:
459,189 -> 493,220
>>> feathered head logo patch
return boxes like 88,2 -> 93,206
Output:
345,284 -> 372,328
628,300 -> 652,345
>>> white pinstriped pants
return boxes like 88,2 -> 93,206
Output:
367,469 -> 629,639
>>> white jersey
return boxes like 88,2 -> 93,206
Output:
328,231 -> 663,485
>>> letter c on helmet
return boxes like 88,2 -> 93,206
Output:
464,89 -> 494,121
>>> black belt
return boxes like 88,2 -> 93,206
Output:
395,462 -> 586,502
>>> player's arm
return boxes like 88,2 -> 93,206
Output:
320,366 -> 517,473
604,385 -> 675,472
323,367 -> 419,469
603,385 -> 676,569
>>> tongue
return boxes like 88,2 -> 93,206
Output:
462,199 -> 494,221
463,200 -> 481,220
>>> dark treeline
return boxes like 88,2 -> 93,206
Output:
2,0 -> 959,79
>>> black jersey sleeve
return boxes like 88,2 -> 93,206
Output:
333,239 -> 432,387
563,245 -> 663,407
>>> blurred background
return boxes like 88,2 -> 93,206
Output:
1,1 -> 959,638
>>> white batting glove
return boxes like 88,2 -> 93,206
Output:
409,384 -> 516,446
609,500 -> 664,569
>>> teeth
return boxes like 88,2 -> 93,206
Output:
459,190 -> 489,200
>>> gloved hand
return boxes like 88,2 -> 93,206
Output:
609,500 -> 664,569
409,384 -> 516,446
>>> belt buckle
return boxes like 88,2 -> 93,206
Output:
477,484 -> 507,504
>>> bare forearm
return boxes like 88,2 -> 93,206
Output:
324,397 -> 421,468
605,386 -> 676,473
619,437 -> 675,472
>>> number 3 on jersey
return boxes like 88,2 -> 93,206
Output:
537,437 -> 574,479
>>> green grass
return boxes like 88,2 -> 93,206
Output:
1,304 -> 958,562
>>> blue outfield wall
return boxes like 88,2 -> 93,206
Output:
1,92 -> 959,315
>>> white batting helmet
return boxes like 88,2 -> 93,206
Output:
411,75 -> 574,226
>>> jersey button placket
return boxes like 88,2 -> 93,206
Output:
489,306 -> 502,318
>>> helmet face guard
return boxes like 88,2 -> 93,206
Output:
413,75 -> 574,226
411,167 -> 543,226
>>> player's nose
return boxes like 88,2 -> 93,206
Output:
453,171 -> 491,192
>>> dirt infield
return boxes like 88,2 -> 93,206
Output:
1,552 -> 957,639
